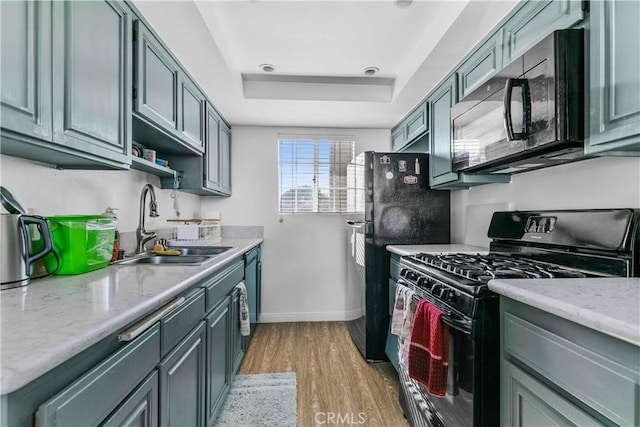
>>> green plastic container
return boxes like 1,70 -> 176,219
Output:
44,215 -> 117,275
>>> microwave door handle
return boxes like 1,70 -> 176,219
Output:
503,78 -> 529,140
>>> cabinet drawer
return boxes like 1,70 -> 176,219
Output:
37,324 -> 160,427
161,288 -> 205,356
504,312 -> 639,426
203,259 -> 244,312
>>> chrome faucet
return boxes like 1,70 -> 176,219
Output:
136,184 -> 160,253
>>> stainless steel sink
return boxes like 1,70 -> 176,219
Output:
167,246 -> 233,256
115,254 -> 213,266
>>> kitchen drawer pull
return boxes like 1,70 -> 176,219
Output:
118,297 -> 185,342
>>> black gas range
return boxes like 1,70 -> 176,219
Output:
396,209 -> 639,427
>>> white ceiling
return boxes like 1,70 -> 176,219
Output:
147,1 -> 519,128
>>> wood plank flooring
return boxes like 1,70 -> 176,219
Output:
240,322 -> 409,427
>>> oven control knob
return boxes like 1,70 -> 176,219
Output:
443,290 -> 458,302
400,268 -> 409,278
430,284 -> 442,295
417,277 -> 428,288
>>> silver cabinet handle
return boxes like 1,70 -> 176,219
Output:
118,297 -> 185,342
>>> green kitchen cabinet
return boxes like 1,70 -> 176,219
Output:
0,0 -> 52,142
37,325 -> 161,427
219,122 -> 232,195
586,0 -> 640,156
244,245 -> 262,348
429,75 -> 510,189
133,20 -> 203,156
502,0 -> 584,66
230,287 -> 245,375
391,101 -> 429,152
101,371 -> 159,427
205,298 -> 231,426
457,30 -> 504,100
1,0 -> 132,169
501,299 -> 640,427
159,321 -> 206,427
161,102 -> 231,196
179,74 -> 206,152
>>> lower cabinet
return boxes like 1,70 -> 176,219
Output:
159,322 -> 206,427
230,287 -> 244,374
37,325 -> 161,427
206,298 -> 231,426
102,371 -> 159,427
501,299 -> 640,427
10,249 -> 260,427
244,245 -> 262,340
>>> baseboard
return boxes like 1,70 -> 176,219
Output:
258,309 -> 362,323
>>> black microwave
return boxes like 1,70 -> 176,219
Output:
451,29 -> 584,174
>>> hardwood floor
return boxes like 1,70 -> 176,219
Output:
240,322 -> 409,427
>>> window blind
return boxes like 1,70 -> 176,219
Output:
278,136 -> 355,213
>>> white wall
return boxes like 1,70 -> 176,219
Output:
201,126 -> 390,322
0,155 -> 201,235
451,156 -> 640,247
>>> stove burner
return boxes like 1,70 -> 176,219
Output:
413,253 -> 588,283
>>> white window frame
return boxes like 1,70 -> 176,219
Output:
277,135 -> 355,214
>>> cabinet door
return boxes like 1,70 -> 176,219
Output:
179,75 -> 205,152
51,0 -> 132,166
206,299 -> 231,426
391,125 -> 406,152
406,102 -> 429,143
101,371 -> 159,427
586,0 -> 640,155
0,0 -> 52,141
204,103 -> 222,191
244,250 -> 258,325
219,123 -> 232,195
38,325 -> 160,427
457,30 -> 504,100
230,288 -> 244,375
502,362 -> 602,426
502,0 -> 584,65
159,322 -> 206,427
429,75 -> 459,187
135,21 -> 180,134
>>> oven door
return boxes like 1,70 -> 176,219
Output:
395,278 -> 477,427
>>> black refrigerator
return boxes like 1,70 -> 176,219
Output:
346,152 -> 450,361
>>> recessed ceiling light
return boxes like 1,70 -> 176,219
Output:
259,64 -> 275,73
364,67 -> 380,76
394,0 -> 413,7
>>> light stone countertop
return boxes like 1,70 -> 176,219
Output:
488,278 -> 640,347
0,238 -> 262,395
386,244 -> 488,256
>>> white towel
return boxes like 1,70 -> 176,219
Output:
236,281 -> 250,336
398,288 -> 417,370
391,284 -> 408,336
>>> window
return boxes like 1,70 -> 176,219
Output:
278,136 -> 355,213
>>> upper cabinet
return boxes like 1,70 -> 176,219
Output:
1,1 -> 52,142
391,101 -> 428,152
161,102 -> 231,196
132,20 -> 205,156
1,0 -> 133,169
586,0 -> 640,156
457,30 -> 504,100
502,0 -> 584,65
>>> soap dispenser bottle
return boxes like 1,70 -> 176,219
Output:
104,207 -> 120,262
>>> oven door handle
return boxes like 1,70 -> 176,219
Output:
442,315 -> 472,335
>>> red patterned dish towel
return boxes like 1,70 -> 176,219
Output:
408,299 -> 449,397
